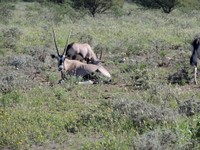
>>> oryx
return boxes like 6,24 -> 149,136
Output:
50,28 -> 111,84
65,42 -> 102,64
190,37 -> 200,84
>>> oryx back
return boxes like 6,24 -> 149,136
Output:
66,43 -> 99,64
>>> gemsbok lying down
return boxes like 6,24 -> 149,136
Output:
190,37 -> 200,84
51,28 -> 111,84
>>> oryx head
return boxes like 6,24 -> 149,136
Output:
51,27 -> 71,71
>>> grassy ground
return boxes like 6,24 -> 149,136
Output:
0,1 -> 200,150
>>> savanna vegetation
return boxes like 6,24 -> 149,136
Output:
0,0 -> 200,149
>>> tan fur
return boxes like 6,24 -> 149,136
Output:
63,58 -> 111,78
67,43 -> 100,64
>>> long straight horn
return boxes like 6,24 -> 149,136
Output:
52,27 -> 60,56
63,30 -> 72,55
99,49 -> 102,60
95,52 -> 98,59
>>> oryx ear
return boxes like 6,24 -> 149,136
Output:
51,54 -> 56,59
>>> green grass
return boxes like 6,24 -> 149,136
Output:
0,1 -> 200,149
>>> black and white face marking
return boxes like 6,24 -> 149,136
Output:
51,54 -> 65,71
57,55 -> 65,71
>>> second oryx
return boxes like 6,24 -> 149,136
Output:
63,33 -> 101,64
190,37 -> 200,84
51,28 -> 111,84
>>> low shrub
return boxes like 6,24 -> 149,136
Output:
191,117 -> 200,149
0,27 -> 22,51
0,90 -> 22,107
132,129 -> 178,149
0,3 -> 15,24
132,0 -> 179,13
119,62 -> 152,90
168,67 -> 192,85
178,98 -> 200,116
113,99 -> 177,132
0,109 -> 75,149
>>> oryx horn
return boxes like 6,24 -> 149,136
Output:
52,27 -> 60,56
99,49 -> 102,60
63,30 -> 72,55
96,49 -> 103,60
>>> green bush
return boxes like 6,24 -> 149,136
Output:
0,91 -> 22,107
0,109 -> 73,149
119,62 -> 152,90
0,27 -> 22,51
191,117 -> 200,149
0,0 -> 19,2
132,129 -> 178,149
0,3 -> 15,24
132,0 -> 179,13
23,0 -> 67,3
179,0 -> 200,11
113,99 -> 176,132
168,68 -> 192,85
72,0 -> 124,17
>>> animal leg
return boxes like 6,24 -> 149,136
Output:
58,71 -> 66,84
194,67 -> 197,84
58,79 -> 65,84
75,54 -> 84,62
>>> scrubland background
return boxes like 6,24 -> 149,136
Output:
0,0 -> 200,149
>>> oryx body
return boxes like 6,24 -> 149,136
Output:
62,59 -> 111,78
190,37 -> 200,84
66,43 -> 101,64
